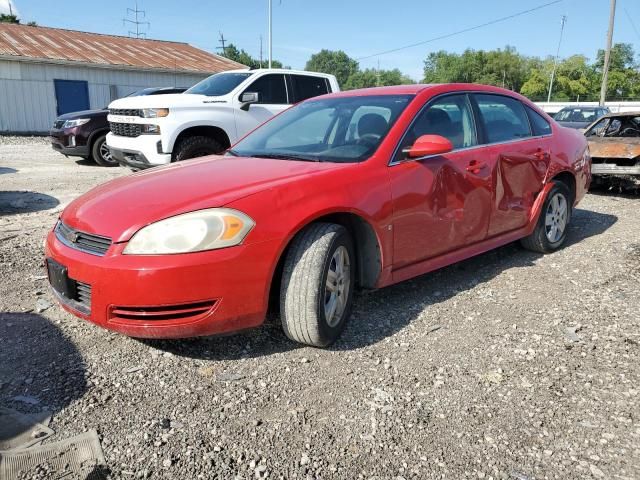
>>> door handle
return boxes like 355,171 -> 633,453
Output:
466,160 -> 487,173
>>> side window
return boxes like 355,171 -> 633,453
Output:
525,106 -> 552,136
290,75 -> 329,103
475,94 -> 531,143
244,74 -> 288,104
396,94 -> 477,159
585,118 -> 609,137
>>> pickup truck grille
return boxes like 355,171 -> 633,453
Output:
110,122 -> 141,138
109,108 -> 142,117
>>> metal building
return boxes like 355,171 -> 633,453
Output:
0,23 -> 244,133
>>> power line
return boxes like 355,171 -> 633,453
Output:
356,0 -> 563,61
624,7 -> 640,43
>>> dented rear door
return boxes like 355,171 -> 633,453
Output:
471,93 -> 551,237
486,137 -> 550,236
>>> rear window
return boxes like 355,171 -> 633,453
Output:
525,106 -> 552,136
290,75 -> 329,103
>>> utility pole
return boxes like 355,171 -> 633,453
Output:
123,1 -> 150,39
217,32 -> 227,56
376,59 -> 381,87
260,36 -> 264,68
600,0 -> 617,106
547,15 -> 567,103
268,0 -> 273,68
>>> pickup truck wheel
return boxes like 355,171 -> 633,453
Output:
520,182 -> 572,253
92,134 -> 118,167
280,223 -> 355,347
173,136 -> 224,162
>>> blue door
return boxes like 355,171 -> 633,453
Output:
54,79 -> 90,115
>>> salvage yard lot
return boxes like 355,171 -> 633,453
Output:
1,139 -> 639,479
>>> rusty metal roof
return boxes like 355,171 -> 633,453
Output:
0,23 -> 245,73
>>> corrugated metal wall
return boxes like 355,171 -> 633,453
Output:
0,60 -> 208,133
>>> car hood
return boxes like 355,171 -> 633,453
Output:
108,93 -> 217,109
61,156 -> 346,242
56,109 -> 108,120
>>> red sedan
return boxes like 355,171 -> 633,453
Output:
45,84 -> 590,347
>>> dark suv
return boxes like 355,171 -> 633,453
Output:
50,87 -> 187,167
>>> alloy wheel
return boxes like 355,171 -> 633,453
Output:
324,246 -> 351,327
545,192 -> 568,243
100,141 -> 114,164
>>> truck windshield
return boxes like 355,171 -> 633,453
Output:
229,95 -> 414,163
186,72 -> 252,96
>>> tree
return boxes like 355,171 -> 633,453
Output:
220,43 -> 283,69
0,14 -> 20,24
344,68 -> 414,89
305,50 -> 359,86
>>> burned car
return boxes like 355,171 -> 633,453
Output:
584,111 -> 640,189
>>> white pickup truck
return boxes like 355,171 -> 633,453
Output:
106,69 -> 339,169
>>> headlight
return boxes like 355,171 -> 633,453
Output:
123,208 -> 255,255
62,118 -> 90,128
141,108 -> 169,118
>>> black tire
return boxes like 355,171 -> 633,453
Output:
520,181 -> 572,253
280,223 -> 356,347
91,134 -> 118,167
173,136 -> 224,162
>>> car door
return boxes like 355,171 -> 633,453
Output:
472,94 -> 552,236
234,73 -> 290,140
389,93 -> 493,269
288,74 -> 330,102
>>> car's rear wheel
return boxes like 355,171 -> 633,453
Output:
280,223 -> 355,347
92,134 -> 118,167
520,181 -> 572,253
173,136 -> 224,162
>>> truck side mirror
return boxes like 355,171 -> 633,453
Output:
240,92 -> 259,111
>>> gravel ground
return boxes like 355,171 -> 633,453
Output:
1,140 -> 639,480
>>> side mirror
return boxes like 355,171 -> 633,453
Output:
240,92 -> 259,111
404,134 -> 453,158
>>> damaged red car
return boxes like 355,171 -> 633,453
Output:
45,84 -> 591,347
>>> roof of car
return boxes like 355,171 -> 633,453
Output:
321,83 -> 528,98
599,110 -> 640,118
224,68 -> 335,77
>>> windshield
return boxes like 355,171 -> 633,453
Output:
186,72 -> 252,96
229,95 -> 414,163
555,108 -> 599,123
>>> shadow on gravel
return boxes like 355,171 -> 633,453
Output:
74,158 -> 99,167
0,167 -> 17,175
145,209 -> 617,359
0,312 -> 87,433
0,191 -> 59,215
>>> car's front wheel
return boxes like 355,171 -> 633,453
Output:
92,134 -> 118,167
173,136 -> 224,162
521,181 -> 572,253
280,223 -> 355,347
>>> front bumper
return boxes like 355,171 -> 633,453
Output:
50,129 -> 89,157
106,132 -> 171,168
44,228 -> 281,339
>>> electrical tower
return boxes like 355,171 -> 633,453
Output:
216,32 -> 228,56
123,1 -> 150,39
